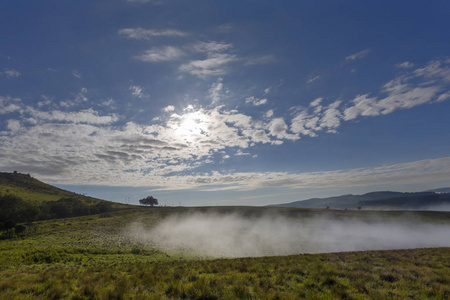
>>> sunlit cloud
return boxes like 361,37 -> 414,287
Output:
190,41 -> 233,53
135,46 -> 185,62
307,75 -> 321,84
396,61 -> 415,69
345,49 -> 371,61
129,85 -> 149,99
245,96 -> 267,106
179,53 -> 238,78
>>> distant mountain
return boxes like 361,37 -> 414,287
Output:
427,187 -> 450,194
271,190 -> 450,210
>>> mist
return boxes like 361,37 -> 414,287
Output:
127,212 -> 450,258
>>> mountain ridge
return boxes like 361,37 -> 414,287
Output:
271,190 -> 450,210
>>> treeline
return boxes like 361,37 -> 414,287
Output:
0,194 -> 115,235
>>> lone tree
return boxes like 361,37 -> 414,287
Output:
139,196 -> 158,207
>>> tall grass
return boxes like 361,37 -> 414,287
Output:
0,207 -> 449,299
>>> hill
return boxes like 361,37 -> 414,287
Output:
0,171 -> 130,227
1,171 -> 89,203
271,190 -> 450,210
428,187 -> 450,193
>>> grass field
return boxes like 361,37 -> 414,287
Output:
0,207 -> 449,299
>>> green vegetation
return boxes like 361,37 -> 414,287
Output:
1,247 -> 449,299
0,172 -> 130,232
0,172 -> 80,203
0,207 -> 449,299
139,195 -> 159,207
1,173 -> 449,298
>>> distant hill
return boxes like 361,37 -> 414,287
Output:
0,172 -> 130,226
271,190 -> 450,210
428,187 -> 450,193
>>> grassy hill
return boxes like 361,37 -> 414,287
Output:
0,171 -> 127,206
0,172 -> 131,228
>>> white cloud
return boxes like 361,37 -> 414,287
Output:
158,157 -> 450,192
307,75 -> 321,84
268,118 -> 299,141
241,129 -> 272,144
310,97 -> 322,107
235,149 -> 251,156
291,109 -> 319,137
264,88 -> 270,95
25,108 -> 120,125
72,70 -> 81,78
2,69 -> 21,79
163,105 -> 175,113
129,85 -> 149,99
209,78 -> 223,104
437,91 -> 450,102
0,96 -> 22,114
190,41 -> 233,53
265,110 -> 274,118
1,59 -> 449,189
414,59 -> 450,83
343,60 -> 449,121
245,96 -> 267,106
293,58 -> 450,136
318,100 -> 342,133
135,46 -> 185,62
179,54 -> 238,78
100,98 -> 116,108
6,119 -> 22,132
345,49 -> 370,61
396,61 -> 414,69
118,28 -> 187,40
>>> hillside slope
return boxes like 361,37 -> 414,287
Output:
1,172 -> 83,203
0,172 -> 130,225
0,171 -> 127,206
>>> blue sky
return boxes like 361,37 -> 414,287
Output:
1,0 -> 450,206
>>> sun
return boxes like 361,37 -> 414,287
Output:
174,110 -> 210,142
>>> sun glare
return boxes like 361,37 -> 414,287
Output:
175,111 -> 209,142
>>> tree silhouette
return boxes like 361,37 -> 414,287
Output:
139,196 -> 158,207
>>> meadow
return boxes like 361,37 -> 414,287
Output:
0,206 -> 449,299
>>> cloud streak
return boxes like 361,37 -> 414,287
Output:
119,28 -> 187,40
135,46 -> 185,62
345,49 -> 370,61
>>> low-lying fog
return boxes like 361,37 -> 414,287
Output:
127,213 -> 450,257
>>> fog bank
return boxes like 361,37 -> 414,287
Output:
127,213 -> 450,257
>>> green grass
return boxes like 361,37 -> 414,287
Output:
1,248 -> 449,299
0,207 -> 449,299
0,172 -> 128,209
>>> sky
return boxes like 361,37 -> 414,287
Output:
1,0 -> 450,206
